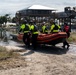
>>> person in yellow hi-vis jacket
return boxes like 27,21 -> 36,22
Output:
19,20 -> 30,48
30,21 -> 39,50
50,22 -> 61,33
41,22 -> 48,34
50,21 -> 61,46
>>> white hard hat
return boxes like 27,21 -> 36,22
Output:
43,22 -> 45,24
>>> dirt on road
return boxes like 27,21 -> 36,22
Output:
0,41 -> 76,75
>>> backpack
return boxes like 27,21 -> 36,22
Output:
64,25 -> 70,32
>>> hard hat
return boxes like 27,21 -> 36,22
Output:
43,22 -> 45,24
53,21 -> 55,24
64,22 -> 68,25
42,22 -> 45,25
22,20 -> 27,24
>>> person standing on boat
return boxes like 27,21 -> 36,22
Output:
19,20 -> 30,48
41,22 -> 48,34
30,21 -> 39,50
50,21 -> 61,33
62,22 -> 70,49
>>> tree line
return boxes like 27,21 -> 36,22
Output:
0,14 -> 16,27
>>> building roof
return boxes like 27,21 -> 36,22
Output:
18,5 -> 56,12
16,5 -> 56,17
27,5 -> 56,10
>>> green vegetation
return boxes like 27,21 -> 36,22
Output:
0,46 -> 20,60
68,32 -> 76,43
0,46 -> 26,70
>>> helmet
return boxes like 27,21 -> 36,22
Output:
64,22 -> 68,25
53,21 -> 55,25
43,22 -> 45,24
23,20 -> 27,24
42,22 -> 45,25
29,20 -> 33,24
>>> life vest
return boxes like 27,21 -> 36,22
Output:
20,24 -> 30,33
30,25 -> 38,34
50,24 -> 60,33
42,25 -> 48,33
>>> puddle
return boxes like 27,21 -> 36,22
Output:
0,40 -> 21,46
67,44 -> 76,54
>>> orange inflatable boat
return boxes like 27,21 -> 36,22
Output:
17,32 -> 67,45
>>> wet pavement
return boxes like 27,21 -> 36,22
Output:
0,40 -> 76,54
56,43 -> 76,54
67,44 -> 76,54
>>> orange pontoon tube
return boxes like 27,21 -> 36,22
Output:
17,32 -> 67,45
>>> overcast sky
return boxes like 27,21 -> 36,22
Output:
0,0 -> 76,17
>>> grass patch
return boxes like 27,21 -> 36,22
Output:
0,46 -> 20,60
0,46 -> 27,70
68,32 -> 76,43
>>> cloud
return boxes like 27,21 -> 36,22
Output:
63,2 -> 76,6
0,1 -> 31,16
0,0 -> 76,17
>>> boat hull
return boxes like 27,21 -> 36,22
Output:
17,32 -> 67,45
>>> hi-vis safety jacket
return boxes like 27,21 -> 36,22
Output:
30,25 -> 38,34
50,24 -> 61,33
42,25 -> 48,33
26,24 -> 31,30
19,24 -> 30,33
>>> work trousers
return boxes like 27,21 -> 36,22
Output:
63,32 -> 70,47
31,34 -> 38,49
23,33 -> 30,47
